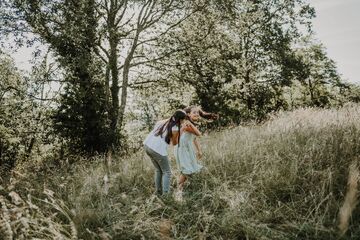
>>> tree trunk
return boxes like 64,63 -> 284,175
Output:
105,65 -> 110,107
104,0 -> 121,148
109,36 -> 119,144
308,78 -> 314,105
118,30 -> 140,130
0,138 -> 2,167
244,69 -> 253,111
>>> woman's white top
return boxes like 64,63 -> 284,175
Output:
143,120 -> 179,156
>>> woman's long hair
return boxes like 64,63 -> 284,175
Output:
155,110 -> 186,145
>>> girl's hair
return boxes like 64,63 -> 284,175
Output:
183,105 -> 218,124
155,110 -> 186,145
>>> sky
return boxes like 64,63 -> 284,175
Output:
310,0 -> 360,84
9,0 -> 360,84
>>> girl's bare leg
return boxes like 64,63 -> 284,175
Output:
178,174 -> 187,191
175,174 -> 187,201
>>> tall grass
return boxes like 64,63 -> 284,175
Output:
3,104 -> 360,239
338,162 -> 359,236
0,187 -> 77,239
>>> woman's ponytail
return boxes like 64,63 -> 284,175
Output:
155,110 -> 186,145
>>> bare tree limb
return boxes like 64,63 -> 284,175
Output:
114,0 -> 128,27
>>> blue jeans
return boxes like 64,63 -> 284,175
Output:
144,145 -> 172,195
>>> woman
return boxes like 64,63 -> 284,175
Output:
144,110 -> 187,195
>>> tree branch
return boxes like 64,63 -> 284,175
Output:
114,0 -> 128,27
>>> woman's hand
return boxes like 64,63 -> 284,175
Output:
196,151 -> 203,160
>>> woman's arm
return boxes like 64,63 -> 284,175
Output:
193,138 -> 202,159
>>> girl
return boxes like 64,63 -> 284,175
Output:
144,110 -> 187,195
174,106 -> 218,195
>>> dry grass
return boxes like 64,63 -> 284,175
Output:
0,187 -> 77,240
3,104 -> 360,239
338,162 -> 359,236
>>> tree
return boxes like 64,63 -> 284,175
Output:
293,39 -> 343,107
0,54 -> 40,172
11,0 -> 197,153
14,0 -> 112,153
95,0 -> 194,141
152,0 -> 343,123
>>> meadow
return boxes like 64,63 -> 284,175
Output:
1,104 -> 360,239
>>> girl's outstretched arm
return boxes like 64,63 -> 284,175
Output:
193,138 -> 203,159
199,109 -> 219,120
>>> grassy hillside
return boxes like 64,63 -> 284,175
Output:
1,105 -> 360,239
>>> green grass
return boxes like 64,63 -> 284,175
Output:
2,104 -> 360,239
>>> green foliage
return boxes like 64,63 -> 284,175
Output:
13,0 -> 114,153
291,38 -> 345,107
53,70 -> 112,153
0,53 -> 60,176
341,84 -> 360,103
0,55 -> 30,172
150,0 -> 350,126
154,1 -> 312,123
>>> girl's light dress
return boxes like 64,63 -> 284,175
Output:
174,131 -> 203,175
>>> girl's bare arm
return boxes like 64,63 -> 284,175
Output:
193,138 -> 203,159
183,121 -> 201,136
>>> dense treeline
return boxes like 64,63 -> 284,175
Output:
1,0 -> 360,172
